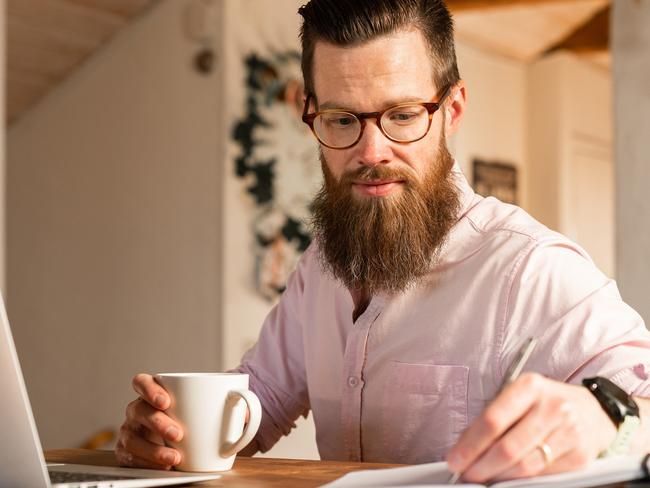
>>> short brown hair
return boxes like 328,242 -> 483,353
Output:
298,0 -> 460,96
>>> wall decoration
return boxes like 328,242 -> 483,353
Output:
472,159 -> 518,204
231,51 -> 321,300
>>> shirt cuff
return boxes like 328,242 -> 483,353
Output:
235,363 -> 310,453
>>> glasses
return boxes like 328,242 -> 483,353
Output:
302,86 -> 452,150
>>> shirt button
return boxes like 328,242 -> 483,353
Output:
348,376 -> 359,388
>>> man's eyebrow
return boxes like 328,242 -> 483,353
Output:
317,95 -> 430,112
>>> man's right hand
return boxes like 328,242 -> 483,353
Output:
115,374 -> 184,470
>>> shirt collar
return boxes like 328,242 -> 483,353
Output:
427,161 -> 485,270
451,160 -> 481,223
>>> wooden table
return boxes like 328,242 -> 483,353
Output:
45,449 -> 399,487
45,450 -> 650,487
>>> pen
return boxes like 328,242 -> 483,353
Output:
447,337 -> 538,484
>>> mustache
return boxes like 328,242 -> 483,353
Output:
340,165 -> 418,185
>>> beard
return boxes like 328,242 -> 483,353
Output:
310,137 -> 460,295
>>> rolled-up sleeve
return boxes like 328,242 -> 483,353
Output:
233,249 -> 312,452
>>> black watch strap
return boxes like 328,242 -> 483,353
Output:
582,376 -> 639,426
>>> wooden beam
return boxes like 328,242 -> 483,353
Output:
62,0 -> 158,20
545,5 -> 609,53
447,0 -> 607,12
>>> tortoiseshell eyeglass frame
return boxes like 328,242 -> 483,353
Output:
301,85 -> 453,150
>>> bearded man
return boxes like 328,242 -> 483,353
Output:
117,0 -> 650,483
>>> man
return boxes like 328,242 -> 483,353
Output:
116,0 -> 650,482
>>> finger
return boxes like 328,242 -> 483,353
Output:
117,425 -> 182,467
487,443 -> 551,482
462,394 -> 569,482
490,421 -> 580,482
132,373 -> 170,410
124,399 -> 183,443
115,442 -> 173,471
447,373 -> 543,473
532,446 -> 591,476
143,426 -> 166,445
492,448 -> 589,482
127,453 -> 175,470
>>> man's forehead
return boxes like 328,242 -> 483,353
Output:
311,29 -> 438,107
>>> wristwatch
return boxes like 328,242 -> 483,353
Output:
582,376 -> 640,457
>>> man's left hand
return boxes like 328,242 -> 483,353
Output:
446,373 -> 617,483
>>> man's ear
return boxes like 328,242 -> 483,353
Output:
445,81 -> 467,136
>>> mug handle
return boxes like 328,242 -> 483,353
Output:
220,389 -> 262,458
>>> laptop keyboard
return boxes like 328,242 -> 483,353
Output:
49,470 -> 137,484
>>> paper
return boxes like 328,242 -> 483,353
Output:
321,461 -> 477,487
322,456 -> 646,488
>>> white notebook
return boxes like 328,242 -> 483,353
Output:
322,455 -> 648,488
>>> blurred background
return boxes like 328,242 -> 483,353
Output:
2,0 -> 649,460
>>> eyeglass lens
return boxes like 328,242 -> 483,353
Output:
312,103 -> 430,148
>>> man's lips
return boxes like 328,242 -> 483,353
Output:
352,179 -> 405,196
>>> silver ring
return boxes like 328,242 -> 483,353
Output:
537,442 -> 552,466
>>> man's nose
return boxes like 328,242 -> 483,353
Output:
356,120 -> 393,166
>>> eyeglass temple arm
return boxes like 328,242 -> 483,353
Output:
302,93 -> 314,119
438,85 -> 453,105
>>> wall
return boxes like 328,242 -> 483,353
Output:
563,54 -> 613,277
7,0 -> 224,448
452,41 -> 528,209
527,55 -> 564,231
527,52 -> 614,277
613,1 -> 650,324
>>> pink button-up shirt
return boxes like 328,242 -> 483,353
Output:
236,165 -> 650,464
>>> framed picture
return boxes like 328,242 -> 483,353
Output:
472,159 -> 517,204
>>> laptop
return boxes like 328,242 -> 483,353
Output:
0,293 -> 221,487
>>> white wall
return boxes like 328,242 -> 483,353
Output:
613,1 -> 650,324
527,52 -> 614,277
563,55 -> 613,277
7,0 -> 224,448
453,41 -> 528,209
527,55 -> 565,232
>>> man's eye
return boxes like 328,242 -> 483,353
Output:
324,115 -> 355,127
389,112 -> 417,122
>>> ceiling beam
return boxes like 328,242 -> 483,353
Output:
447,0 -> 607,12
545,5 -> 610,54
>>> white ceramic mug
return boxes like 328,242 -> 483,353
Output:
154,372 -> 262,472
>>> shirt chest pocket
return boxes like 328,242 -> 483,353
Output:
381,362 -> 469,464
